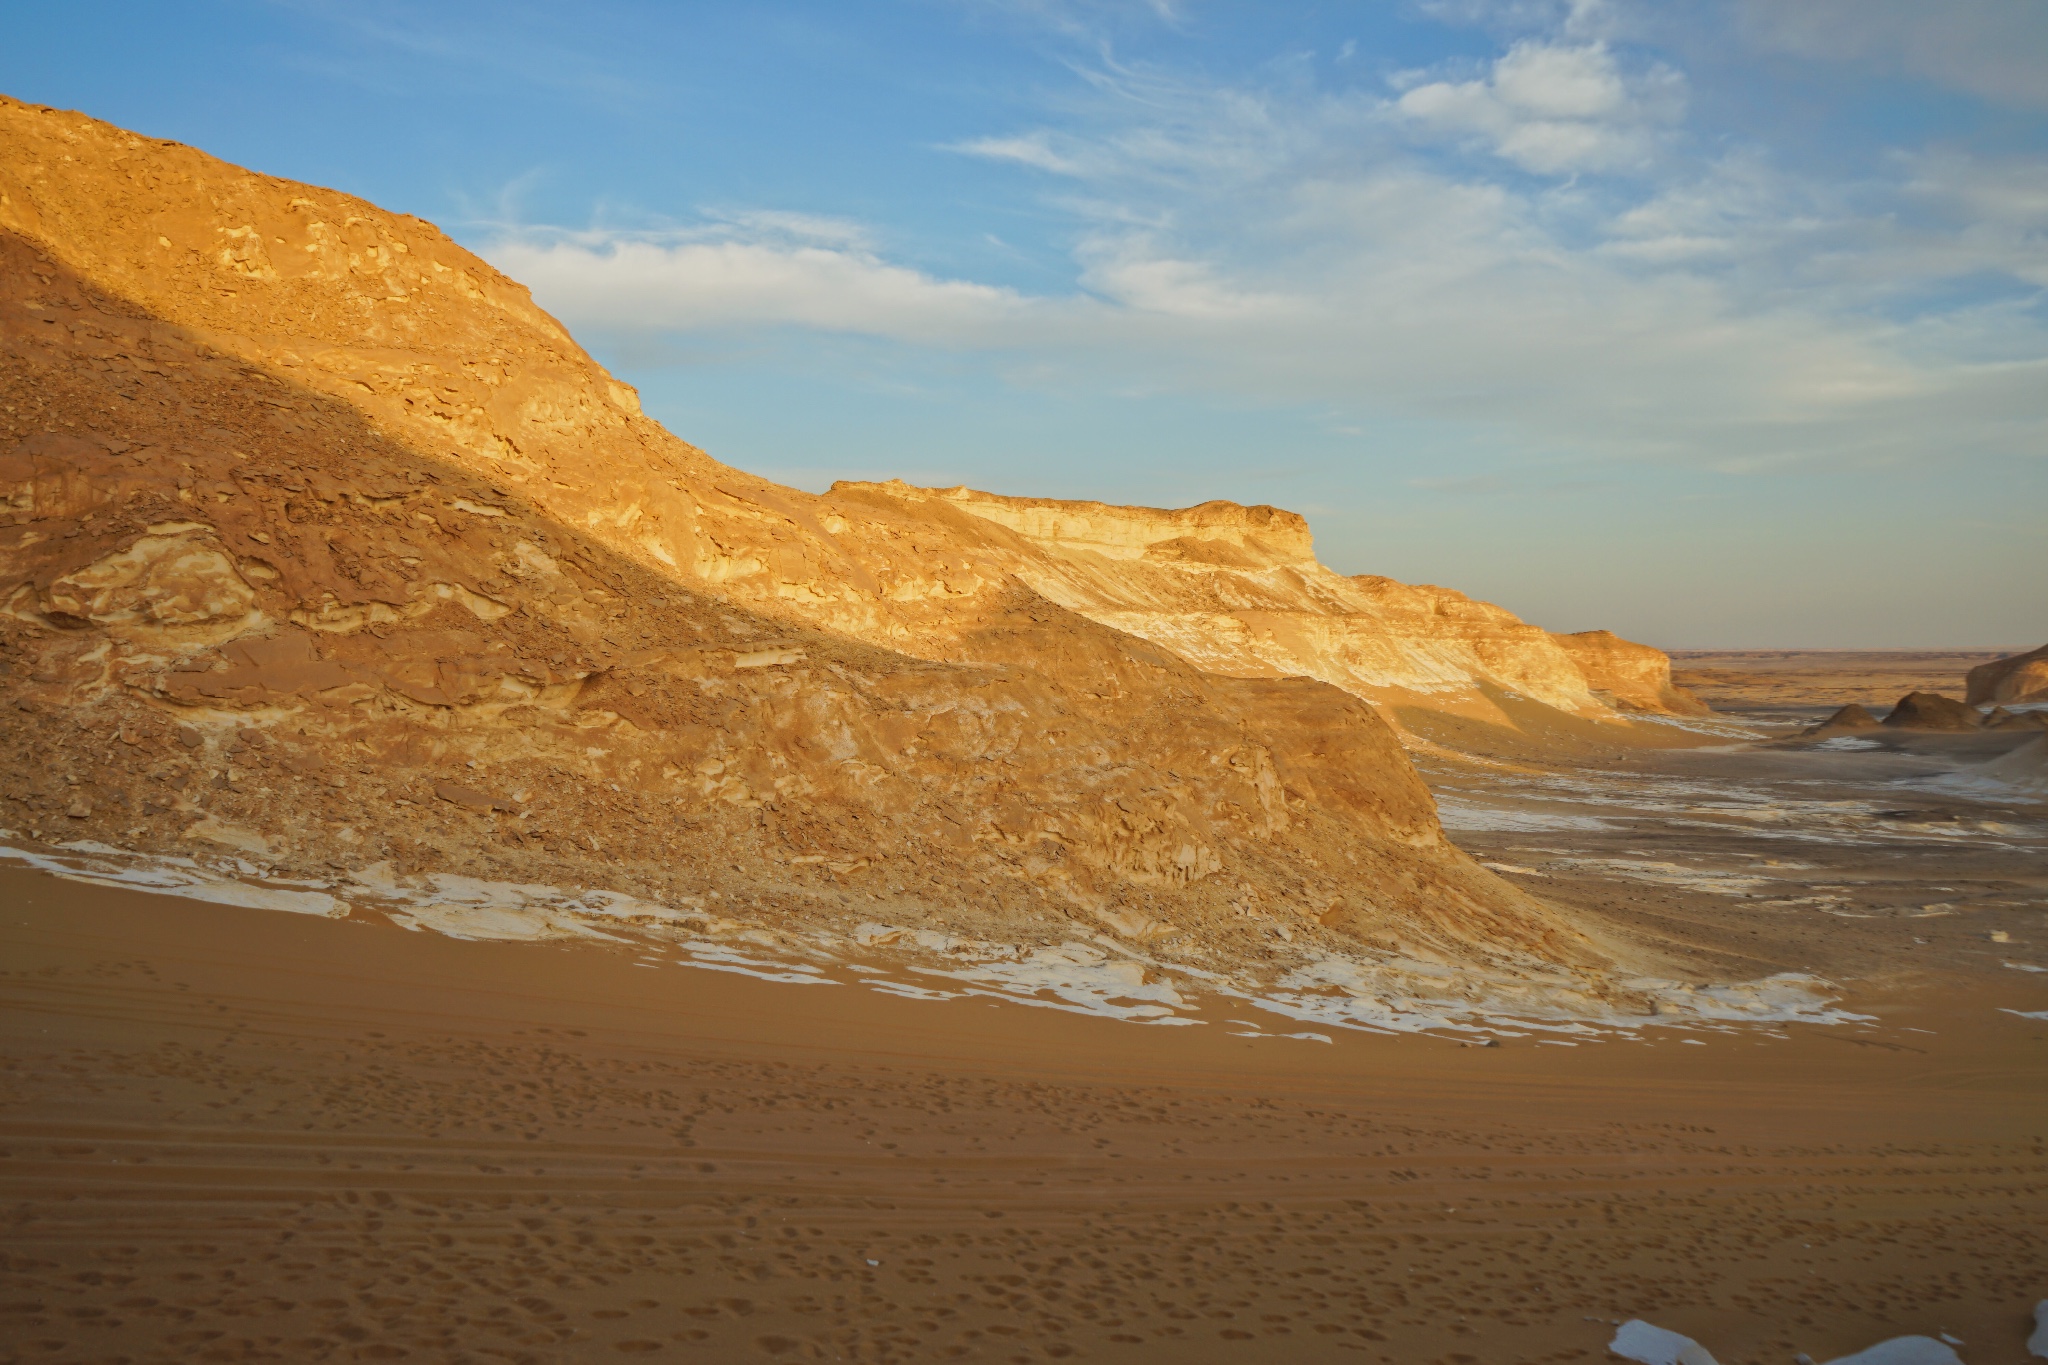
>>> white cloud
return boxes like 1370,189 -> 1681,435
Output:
490,18 -> 2048,481
488,234 -> 1036,342
703,209 -> 874,248
946,132 -> 1086,175
1076,235 -> 1300,318
1395,41 -> 1682,173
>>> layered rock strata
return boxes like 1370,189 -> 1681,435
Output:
833,482 -> 1706,722
0,97 -> 1716,1000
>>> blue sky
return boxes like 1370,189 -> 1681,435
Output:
8,0 -> 2045,647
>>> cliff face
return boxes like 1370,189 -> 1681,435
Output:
1549,630 -> 1710,716
1,95 -> 1629,980
1967,644 -> 2048,706
829,483 -> 1704,723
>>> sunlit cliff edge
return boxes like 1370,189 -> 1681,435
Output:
0,95 -> 1737,1016
842,482 -> 1707,723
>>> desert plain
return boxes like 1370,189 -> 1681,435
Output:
6,687 -> 2048,1365
2,95 -> 2047,1365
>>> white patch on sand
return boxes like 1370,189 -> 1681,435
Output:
1813,737 -> 1884,751
2007,962 -> 2048,973
0,836 -> 1870,1040
2001,1008 -> 2048,1021
1615,1321 -> 1973,1365
1438,765 -> 2042,850
1630,973 -> 1864,1024
1818,1337 -> 1964,1365
1626,713 -> 1757,738
359,873 -> 709,944
2030,1299 -> 2048,1358
663,948 -> 840,986
1434,798 -> 1616,832
1921,734 -> 2048,799
1561,858 -> 1774,895
1610,1319 -> 1720,1365
859,979 -> 964,1002
1,841 -> 346,917
906,939 -> 1196,1023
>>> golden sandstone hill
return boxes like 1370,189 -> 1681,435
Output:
0,97 -> 1698,988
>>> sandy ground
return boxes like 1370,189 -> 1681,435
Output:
6,680 -> 2048,1365
4,811 -> 2047,1365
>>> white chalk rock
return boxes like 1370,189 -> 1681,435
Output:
2030,1300 -> 2048,1359
1821,1337 -> 1963,1365
1610,1320 -> 1720,1365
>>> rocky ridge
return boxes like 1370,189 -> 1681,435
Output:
1967,643 -> 2048,707
0,96 -> 1727,1017
836,482 -> 1706,723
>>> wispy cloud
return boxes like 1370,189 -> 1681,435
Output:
485,4 -> 2048,478
944,132 -> 1086,175
491,230 -> 1039,342
262,0 -> 650,108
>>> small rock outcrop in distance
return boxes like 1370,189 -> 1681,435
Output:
1987,708 -> 2048,731
1881,692 -> 1980,731
1966,643 -> 2048,706
1806,703 -> 1881,734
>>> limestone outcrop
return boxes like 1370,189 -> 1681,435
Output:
1,94 -> 1639,981
1967,643 -> 2048,707
1548,630 -> 1709,715
830,482 -> 1706,724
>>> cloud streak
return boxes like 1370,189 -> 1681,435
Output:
484,6 -> 2048,478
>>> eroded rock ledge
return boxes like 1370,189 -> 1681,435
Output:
0,94 -> 1705,1006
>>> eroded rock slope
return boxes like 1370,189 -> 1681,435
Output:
1,96 -> 1687,998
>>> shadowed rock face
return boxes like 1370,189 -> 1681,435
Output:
0,94 -> 1670,983
1808,703 -> 1882,734
1882,692 -> 1980,731
1967,643 -> 2048,707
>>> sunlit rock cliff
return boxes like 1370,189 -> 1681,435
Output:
0,96 -> 1705,1000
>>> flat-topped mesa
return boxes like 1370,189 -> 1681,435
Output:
835,481 -> 1317,569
